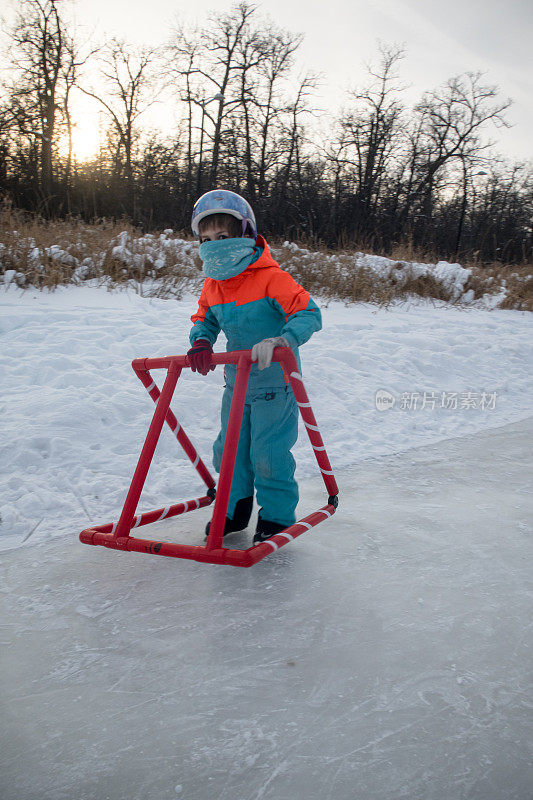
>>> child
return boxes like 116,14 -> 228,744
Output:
187,189 -> 322,544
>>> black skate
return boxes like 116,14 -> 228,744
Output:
204,496 -> 253,540
253,515 -> 288,545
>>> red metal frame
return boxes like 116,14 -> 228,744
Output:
79,348 -> 338,567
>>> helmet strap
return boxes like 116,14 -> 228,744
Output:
241,218 -> 247,237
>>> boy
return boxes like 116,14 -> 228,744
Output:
187,189 -> 322,544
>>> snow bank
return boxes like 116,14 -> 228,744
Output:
0,229 -> 201,294
0,230 -> 513,306
282,241 -> 475,302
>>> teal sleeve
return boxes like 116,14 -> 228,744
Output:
274,297 -> 322,348
189,307 -> 221,346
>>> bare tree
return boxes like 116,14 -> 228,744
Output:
231,18 -> 266,200
331,45 -> 406,238
0,7 -> 529,264
281,73 -> 318,193
413,72 -> 511,221
165,27 -> 203,199
167,2 -> 307,206
5,0 -> 70,208
60,34 -> 98,193
251,27 -> 303,199
80,39 -> 158,217
202,3 -> 255,186
167,2 -> 260,193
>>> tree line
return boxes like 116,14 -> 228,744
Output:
1,0 -> 531,263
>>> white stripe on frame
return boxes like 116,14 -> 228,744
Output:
265,540 -> 279,551
278,533 -> 294,542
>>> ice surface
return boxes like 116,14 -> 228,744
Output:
1,418 -> 532,800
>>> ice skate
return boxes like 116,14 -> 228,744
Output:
204,495 -> 253,540
253,514 -> 287,545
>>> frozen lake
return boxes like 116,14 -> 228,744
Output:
1,416 -> 532,800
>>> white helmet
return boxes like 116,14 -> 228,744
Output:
191,189 -> 257,237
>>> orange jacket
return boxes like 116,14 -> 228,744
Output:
190,235 -> 321,389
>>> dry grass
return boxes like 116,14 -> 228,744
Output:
461,262 -> 533,312
270,240 -> 521,308
0,203 -> 201,297
282,253 -> 455,306
0,203 -> 133,287
1,205 -> 531,310
499,267 -> 533,312
267,233 -> 526,309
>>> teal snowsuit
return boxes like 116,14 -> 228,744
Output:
189,235 -> 322,526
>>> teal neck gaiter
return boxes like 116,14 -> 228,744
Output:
199,238 -> 256,280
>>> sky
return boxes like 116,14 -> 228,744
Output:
3,0 -> 533,162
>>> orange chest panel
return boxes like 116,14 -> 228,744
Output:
202,267 -> 278,309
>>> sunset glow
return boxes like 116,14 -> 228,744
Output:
58,104 -> 103,163
69,116 -> 101,162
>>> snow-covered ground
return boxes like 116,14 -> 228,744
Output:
0,282 -> 532,799
0,283 -> 531,549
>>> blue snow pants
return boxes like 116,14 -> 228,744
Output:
213,383 -> 299,527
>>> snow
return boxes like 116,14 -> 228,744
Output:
0,283 -> 530,550
0,281 -> 532,798
434,260 -> 471,299
280,241 -> 475,303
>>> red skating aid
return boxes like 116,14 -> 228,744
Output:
79,348 -> 338,567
